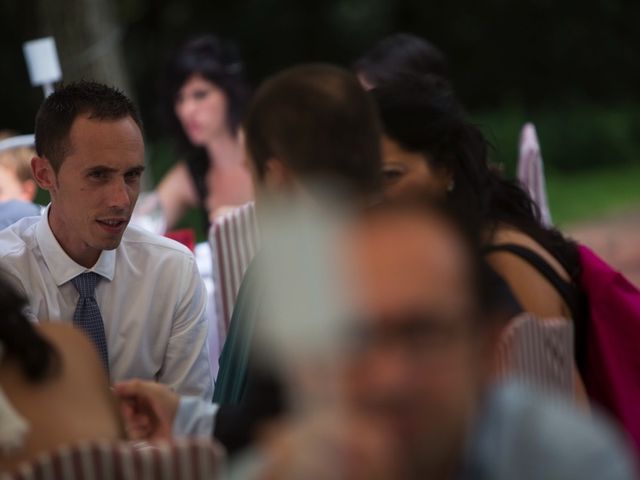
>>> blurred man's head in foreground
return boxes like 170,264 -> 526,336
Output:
340,198 -> 495,476
256,195 -> 497,477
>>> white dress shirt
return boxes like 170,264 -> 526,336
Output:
0,208 -> 213,399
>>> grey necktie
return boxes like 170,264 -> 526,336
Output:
71,272 -> 109,374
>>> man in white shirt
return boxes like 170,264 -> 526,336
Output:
0,81 -> 212,398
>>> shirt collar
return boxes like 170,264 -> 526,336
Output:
36,205 -> 116,286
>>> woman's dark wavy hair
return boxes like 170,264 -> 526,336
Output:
354,33 -> 449,88
370,74 -> 581,284
164,34 -> 250,146
0,273 -> 60,381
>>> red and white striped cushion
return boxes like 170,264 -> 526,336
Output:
495,313 -> 574,398
3,439 -> 224,480
209,202 -> 260,347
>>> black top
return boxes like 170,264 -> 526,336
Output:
483,243 -> 587,373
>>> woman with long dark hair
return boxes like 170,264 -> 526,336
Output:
369,74 -> 588,401
147,34 -> 254,232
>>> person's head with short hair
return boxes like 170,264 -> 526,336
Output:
31,81 -> 145,268
0,131 -> 37,202
166,34 -> 250,147
340,195 -> 499,477
354,33 -> 449,90
244,64 -> 382,201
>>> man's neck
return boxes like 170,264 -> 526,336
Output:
47,206 -> 100,268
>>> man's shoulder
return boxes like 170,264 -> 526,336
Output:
121,224 -> 194,260
0,215 -> 40,261
470,384 -> 636,479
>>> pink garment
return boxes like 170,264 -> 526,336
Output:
517,123 -> 553,227
579,244 -> 640,454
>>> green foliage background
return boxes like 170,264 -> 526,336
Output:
2,0 -> 639,231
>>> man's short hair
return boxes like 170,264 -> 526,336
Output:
34,81 -> 143,172
244,64 -> 382,196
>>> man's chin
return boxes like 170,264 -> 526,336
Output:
93,230 -> 127,251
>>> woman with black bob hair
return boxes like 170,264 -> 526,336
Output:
149,34 -> 254,231
370,74 -> 588,399
0,273 -> 122,471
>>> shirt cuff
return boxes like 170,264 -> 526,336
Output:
172,396 -> 219,438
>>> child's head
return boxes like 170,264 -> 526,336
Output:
0,131 -> 37,202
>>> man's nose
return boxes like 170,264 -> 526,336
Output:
108,178 -> 132,210
366,346 -> 414,393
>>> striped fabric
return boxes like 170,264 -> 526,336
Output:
495,313 -> 574,399
209,202 -> 260,348
2,439 -> 224,480
517,123 -> 553,227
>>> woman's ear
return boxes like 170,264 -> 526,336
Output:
264,158 -> 294,191
435,167 -> 455,194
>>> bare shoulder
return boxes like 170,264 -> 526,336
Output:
157,161 -> 198,201
488,227 -> 570,282
486,227 -> 572,319
35,323 -> 108,380
36,323 -> 94,351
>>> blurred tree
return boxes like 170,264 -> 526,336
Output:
2,0 -> 640,175
36,0 -> 132,95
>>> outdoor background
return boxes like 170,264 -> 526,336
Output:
1,0 -> 639,281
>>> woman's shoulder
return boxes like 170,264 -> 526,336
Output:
36,323 -> 109,381
488,226 -> 571,282
486,226 -> 574,319
37,323 -> 98,356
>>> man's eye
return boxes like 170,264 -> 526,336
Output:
88,171 -> 107,180
125,170 -> 142,182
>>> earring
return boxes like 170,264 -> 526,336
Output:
447,179 -> 455,192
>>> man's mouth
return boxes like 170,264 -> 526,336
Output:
96,218 -> 128,232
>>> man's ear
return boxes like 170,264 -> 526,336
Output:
31,156 -> 57,192
264,158 -> 294,191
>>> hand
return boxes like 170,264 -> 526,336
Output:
113,379 -> 180,441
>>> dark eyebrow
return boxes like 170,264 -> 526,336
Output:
125,165 -> 146,174
83,165 -> 146,174
84,165 -> 118,174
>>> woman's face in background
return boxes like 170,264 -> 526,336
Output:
174,74 -> 229,146
380,135 -> 451,199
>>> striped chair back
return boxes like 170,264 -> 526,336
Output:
209,202 -> 260,347
495,313 -> 574,399
517,123 -> 553,227
2,439 -> 224,480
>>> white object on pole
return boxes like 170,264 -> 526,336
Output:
23,37 -> 62,98
0,134 -> 35,154
517,122 -> 553,227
